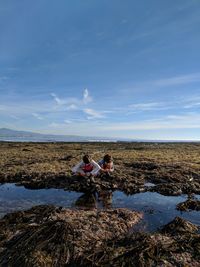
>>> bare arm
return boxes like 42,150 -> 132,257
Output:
91,160 -> 101,175
71,161 -> 83,173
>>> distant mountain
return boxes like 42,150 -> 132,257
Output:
0,128 -> 42,137
1,128 -> 197,143
0,128 -> 118,142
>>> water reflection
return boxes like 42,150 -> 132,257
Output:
112,191 -> 200,232
0,183 -> 82,217
0,183 -> 199,232
75,192 -> 97,208
98,190 -> 112,208
74,190 -> 113,209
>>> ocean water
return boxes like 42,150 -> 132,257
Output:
0,136 -> 116,142
0,183 -> 199,232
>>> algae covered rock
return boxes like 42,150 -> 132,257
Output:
0,205 -> 142,266
177,199 -> 200,211
161,216 -> 199,235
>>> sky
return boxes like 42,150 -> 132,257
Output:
0,0 -> 200,140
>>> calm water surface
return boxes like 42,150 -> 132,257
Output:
0,183 -> 199,232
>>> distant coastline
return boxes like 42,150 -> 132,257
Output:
0,128 -> 199,143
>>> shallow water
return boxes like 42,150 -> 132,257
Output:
0,183 -> 82,216
0,183 -> 199,232
112,191 -> 200,232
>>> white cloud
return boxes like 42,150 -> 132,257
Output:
64,120 -> 72,124
50,93 -> 63,105
32,113 -> 43,120
48,119 -> 72,128
50,92 -> 76,107
119,73 -> 200,97
111,101 -> 176,115
48,122 -> 60,128
83,88 -> 92,104
66,104 -> 78,110
184,102 -> 200,108
101,113 -> 200,131
9,115 -> 20,120
50,88 -> 93,109
154,73 -> 200,87
84,108 -> 105,119
128,102 -> 164,111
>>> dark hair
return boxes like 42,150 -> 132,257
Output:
103,154 -> 112,163
83,154 -> 91,164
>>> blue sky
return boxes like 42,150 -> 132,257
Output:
0,0 -> 200,140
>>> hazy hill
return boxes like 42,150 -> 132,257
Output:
0,128 -> 117,142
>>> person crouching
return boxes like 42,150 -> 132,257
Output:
98,154 -> 114,177
72,154 -> 101,177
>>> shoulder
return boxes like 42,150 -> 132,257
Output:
91,159 -> 101,167
91,159 -> 98,164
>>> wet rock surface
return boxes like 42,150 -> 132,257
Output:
0,142 -> 200,266
161,216 -> 199,235
0,206 -> 199,267
176,198 -> 200,211
78,217 -> 200,266
0,205 -> 142,266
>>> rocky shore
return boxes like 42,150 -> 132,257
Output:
0,142 -> 200,196
0,142 -> 200,266
0,205 -> 199,266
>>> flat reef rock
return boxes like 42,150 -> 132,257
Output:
0,205 -> 142,266
0,206 -> 199,266
78,217 -> 200,267
0,142 -> 200,196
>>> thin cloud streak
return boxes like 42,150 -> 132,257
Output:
9,115 -> 20,120
154,73 -> 200,87
48,121 -> 71,128
50,93 -> 63,105
50,93 -> 80,106
64,120 -> 72,124
128,102 -> 164,111
32,113 -> 44,120
66,104 -> 78,111
101,113 -> 200,131
120,72 -> 200,96
184,102 -> 200,108
84,108 -> 105,119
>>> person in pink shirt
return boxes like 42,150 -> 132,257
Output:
98,154 -> 114,177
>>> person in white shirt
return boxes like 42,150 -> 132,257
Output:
72,154 -> 101,177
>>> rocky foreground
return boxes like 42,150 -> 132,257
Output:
0,205 -> 142,266
0,142 -> 200,266
0,205 -> 199,266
